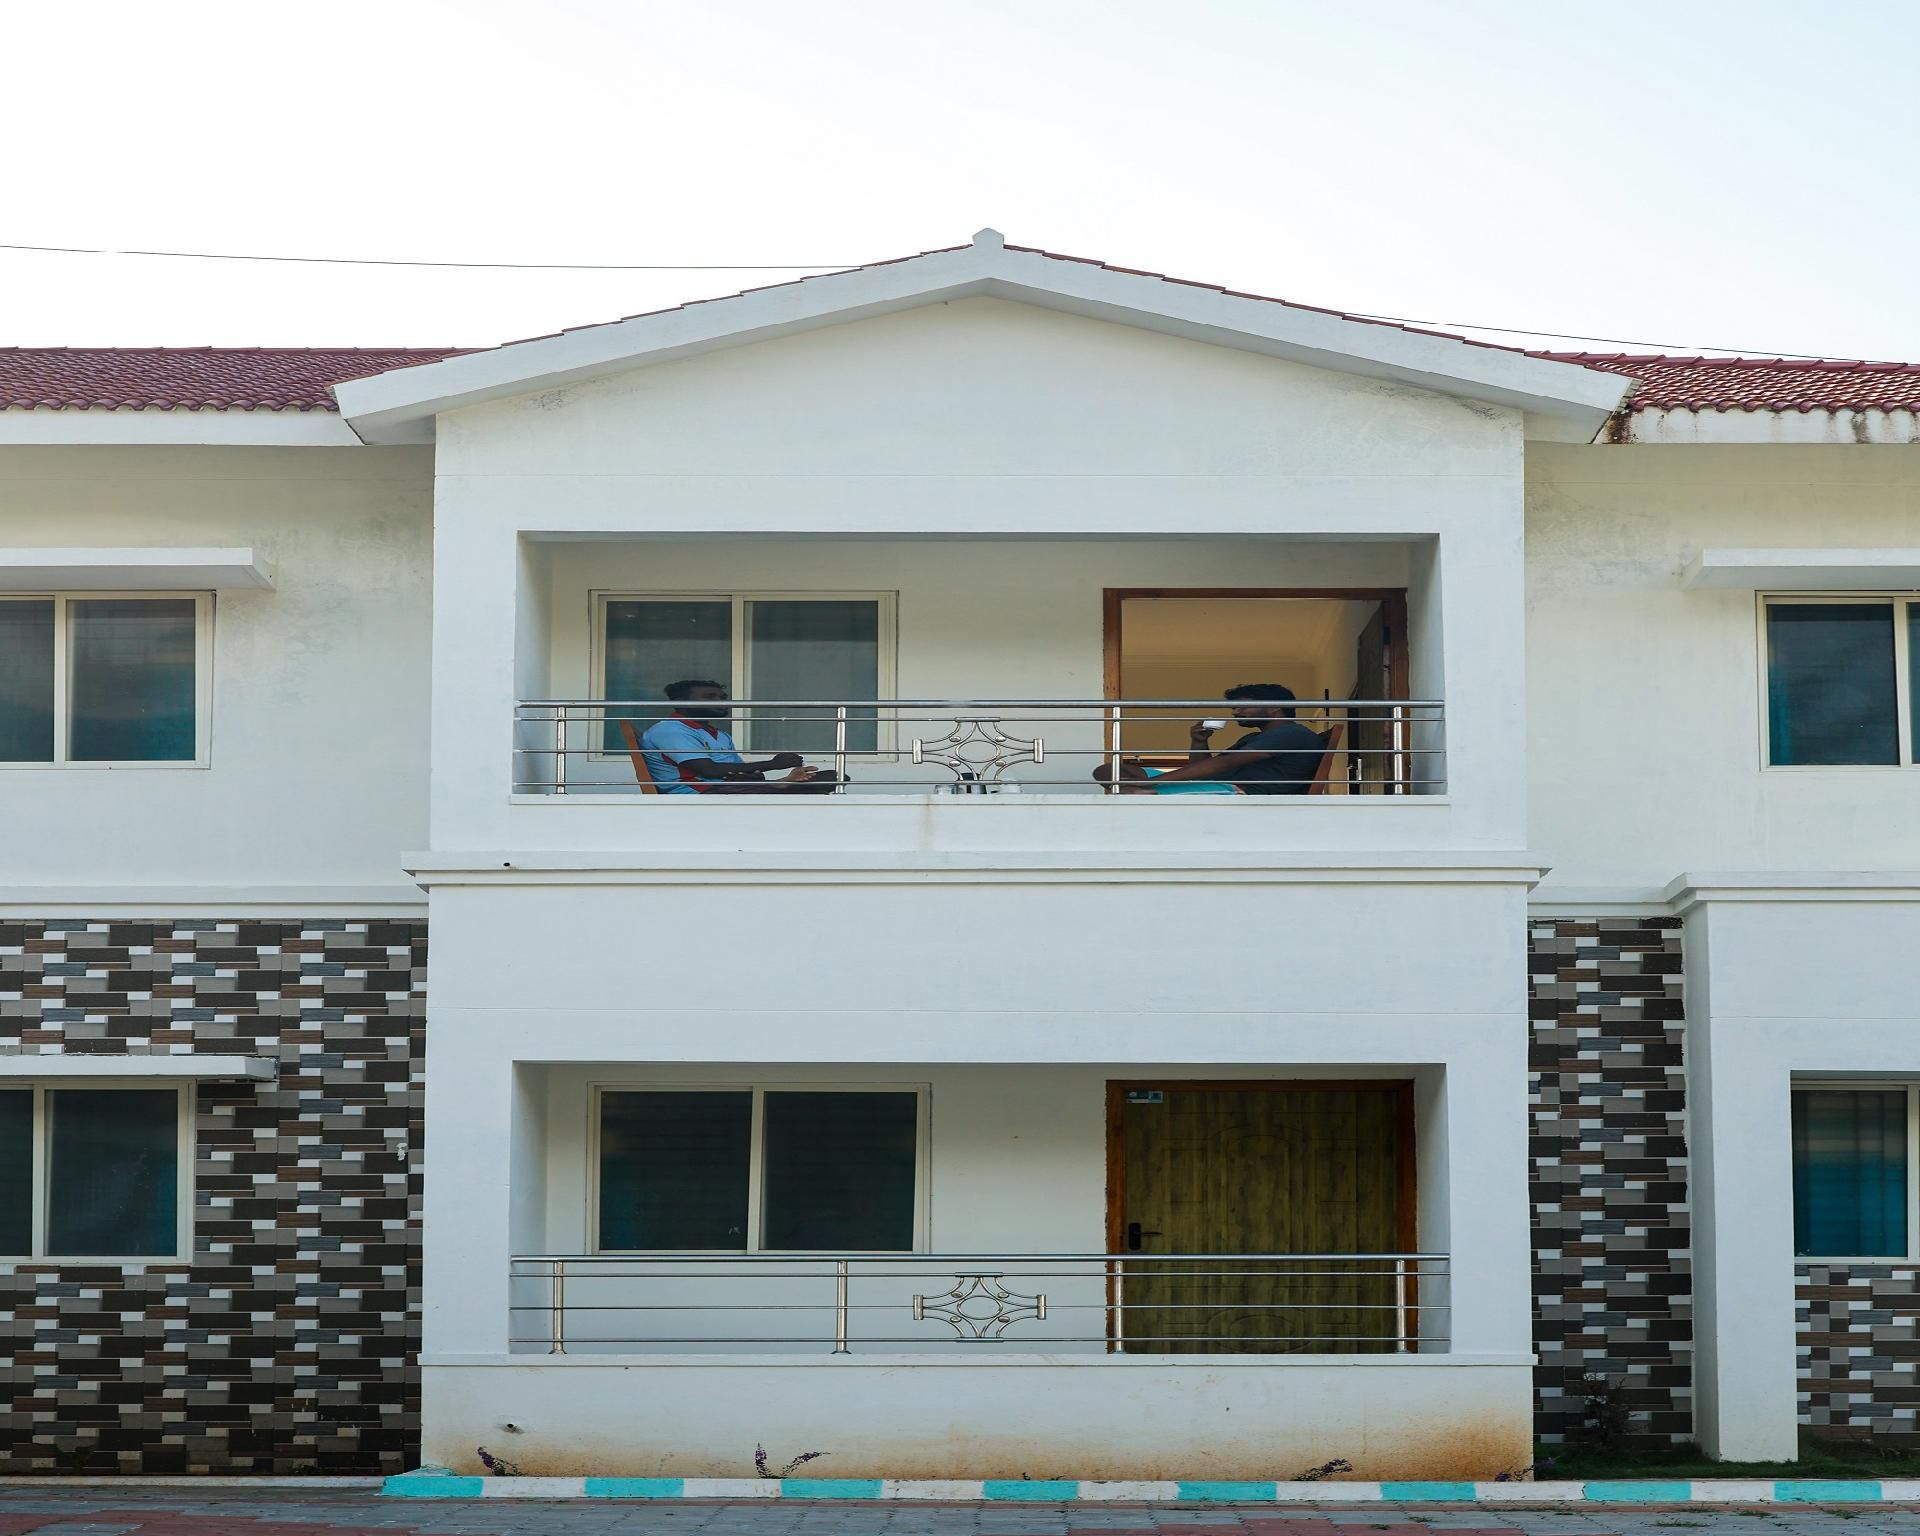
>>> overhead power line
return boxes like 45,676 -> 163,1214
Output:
0,240 -> 1887,361
0,241 -> 856,272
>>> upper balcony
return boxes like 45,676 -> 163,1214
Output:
418,531 -> 1529,866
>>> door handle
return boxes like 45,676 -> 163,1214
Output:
1126,1222 -> 1163,1252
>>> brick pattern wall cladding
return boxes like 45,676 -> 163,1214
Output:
0,919 -> 424,1475
1528,917 -> 1692,1445
1799,1264 -> 1920,1446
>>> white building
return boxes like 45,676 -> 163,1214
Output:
2,233 -> 1916,1478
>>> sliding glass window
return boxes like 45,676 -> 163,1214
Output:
0,594 -> 208,765
597,593 -> 890,753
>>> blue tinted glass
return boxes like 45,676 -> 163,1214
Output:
0,1090 -> 31,1254
746,600 -> 880,754
46,1088 -> 180,1257
1793,1089 -> 1908,1257
599,1091 -> 752,1250
0,600 -> 55,762
602,600 -> 731,751
762,1091 -> 917,1252
68,599 -> 198,762
1767,603 -> 1898,765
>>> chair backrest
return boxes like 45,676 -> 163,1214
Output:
616,719 -> 660,795
1308,721 -> 1345,795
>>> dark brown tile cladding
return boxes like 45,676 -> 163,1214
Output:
1528,916 -> 1693,1445
1799,1262 -> 1920,1444
0,918 -> 423,1475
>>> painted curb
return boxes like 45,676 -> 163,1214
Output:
381,1470 -> 1920,1503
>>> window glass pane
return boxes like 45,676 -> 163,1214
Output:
45,1089 -> 180,1257
762,1091 -> 917,1251
746,600 -> 880,753
1766,602 -> 1898,765
68,599 -> 198,762
0,600 -> 56,762
0,1090 -> 32,1255
1792,1089 -> 1909,1257
602,600 -> 732,750
599,1091 -> 751,1250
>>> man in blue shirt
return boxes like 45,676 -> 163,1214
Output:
639,680 -> 839,794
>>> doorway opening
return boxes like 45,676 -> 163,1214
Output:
1103,589 -> 1411,792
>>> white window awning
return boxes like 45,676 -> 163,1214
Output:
0,547 -> 274,591
1684,548 -> 1920,590
0,1054 -> 275,1081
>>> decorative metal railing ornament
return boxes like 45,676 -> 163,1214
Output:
912,1272 -> 1048,1341
909,715 -> 1045,785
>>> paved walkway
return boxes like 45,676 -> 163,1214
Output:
2,1494 -> 1920,1536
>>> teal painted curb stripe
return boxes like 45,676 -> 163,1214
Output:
983,1481 -> 1078,1501
585,1478 -> 686,1498
1383,1482 -> 1477,1501
1584,1482 -> 1694,1503
1776,1481 -> 1883,1502
1178,1482 -> 1278,1502
782,1479 -> 883,1499
384,1474 -> 485,1498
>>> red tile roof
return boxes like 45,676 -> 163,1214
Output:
1528,353 -> 1920,414
0,346 -> 466,412
4,255 -> 1920,419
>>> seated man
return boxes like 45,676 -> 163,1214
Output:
1120,682 -> 1328,794
639,679 -> 841,795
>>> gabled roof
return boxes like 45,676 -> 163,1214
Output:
331,230 -> 1633,443
0,346 -> 465,411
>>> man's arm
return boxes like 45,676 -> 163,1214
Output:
676,752 -> 808,783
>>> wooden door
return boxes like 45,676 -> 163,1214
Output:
1110,1083 -> 1410,1354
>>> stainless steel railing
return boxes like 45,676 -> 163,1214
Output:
508,1251 -> 1449,1355
511,698 -> 1446,795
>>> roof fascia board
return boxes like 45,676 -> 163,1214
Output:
334,238 -> 1630,442
0,409 -> 363,447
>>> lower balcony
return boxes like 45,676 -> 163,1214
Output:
421,1065 -> 1534,1479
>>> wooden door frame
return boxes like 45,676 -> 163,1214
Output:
1104,1078 -> 1419,1257
1101,588 -> 1412,702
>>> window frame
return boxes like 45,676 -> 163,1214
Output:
1790,1080 -> 1920,1264
0,591 -> 214,770
1757,593 -> 1918,771
0,1081 -> 195,1263
587,1082 -> 931,1256
588,590 -> 898,756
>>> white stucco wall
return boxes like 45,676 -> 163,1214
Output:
431,295 -> 1530,857
1527,445 -> 1920,896
0,445 -> 434,902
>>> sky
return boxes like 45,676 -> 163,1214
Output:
6,0 -> 1920,358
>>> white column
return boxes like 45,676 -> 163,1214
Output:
419,999 -> 517,1360
1442,1024 -> 1536,1358
1687,909 -> 1801,1461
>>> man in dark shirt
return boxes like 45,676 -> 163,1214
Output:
1174,682 -> 1328,794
